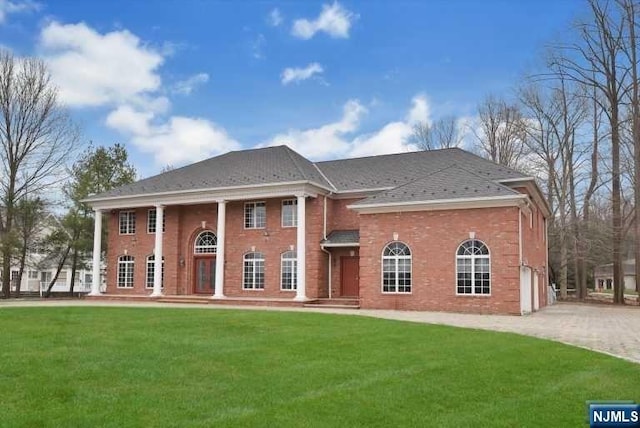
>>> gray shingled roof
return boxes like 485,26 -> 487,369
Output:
352,165 -> 521,206
87,146 -> 332,200
317,148 -> 527,192
321,230 -> 360,245
86,145 -> 531,202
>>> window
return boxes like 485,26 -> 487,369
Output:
194,231 -> 217,254
146,255 -> 165,289
281,199 -> 298,227
382,242 -> 412,293
117,255 -> 135,288
243,252 -> 265,289
147,209 -> 166,233
244,202 -> 266,229
456,239 -> 490,295
119,210 -> 136,235
28,271 -> 39,280
40,271 -> 52,284
10,270 -> 19,283
280,251 -> 297,290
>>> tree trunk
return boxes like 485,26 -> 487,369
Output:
611,100 -> 625,304
15,242 -> 27,297
44,244 -> 71,298
69,247 -> 78,297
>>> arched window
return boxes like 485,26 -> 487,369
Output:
280,251 -> 297,290
117,255 -> 134,288
382,242 -> 411,293
194,231 -> 217,254
456,239 -> 490,295
243,252 -> 265,290
145,255 -> 165,289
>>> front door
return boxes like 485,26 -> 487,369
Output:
341,257 -> 359,297
194,257 -> 216,294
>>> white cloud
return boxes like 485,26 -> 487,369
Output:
262,94 -> 430,159
172,72 -> 209,95
263,99 -> 366,159
281,63 -> 324,85
406,93 -> 432,126
268,8 -> 283,27
106,105 -> 240,166
0,0 -> 40,24
291,2 -> 355,40
251,33 -> 266,59
39,21 -> 164,107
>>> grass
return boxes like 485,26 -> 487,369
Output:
0,307 -> 639,427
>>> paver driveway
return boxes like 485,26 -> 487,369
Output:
1,300 -> 639,363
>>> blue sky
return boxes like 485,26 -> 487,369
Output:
0,0 -> 582,177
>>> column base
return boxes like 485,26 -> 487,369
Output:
293,295 -> 309,302
87,291 -> 102,297
149,292 -> 163,298
211,294 -> 226,299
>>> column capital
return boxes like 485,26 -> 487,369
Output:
154,204 -> 165,209
215,199 -> 227,205
93,207 -> 103,213
295,193 -> 307,199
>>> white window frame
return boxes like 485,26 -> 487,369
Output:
147,208 -> 166,234
145,255 -> 165,289
28,270 -> 39,280
281,199 -> 298,228
119,210 -> 136,235
455,239 -> 491,296
194,230 -> 217,254
280,250 -> 297,290
117,255 -> 135,288
381,241 -> 412,294
243,252 -> 265,290
244,202 -> 266,229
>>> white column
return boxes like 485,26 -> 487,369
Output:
151,205 -> 164,297
213,200 -> 226,298
294,195 -> 307,301
89,209 -> 102,296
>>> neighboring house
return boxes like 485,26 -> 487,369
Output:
0,218 -> 106,295
594,259 -> 636,291
84,146 -> 549,315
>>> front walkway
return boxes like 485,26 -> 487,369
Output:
1,300 -> 638,364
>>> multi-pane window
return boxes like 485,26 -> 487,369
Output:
280,251 -> 297,290
281,199 -> 298,227
147,209 -> 166,233
456,239 -> 490,295
194,231 -> 217,254
244,202 -> 266,229
117,255 -> 135,288
243,252 -> 265,289
119,210 -> 136,235
382,242 -> 412,293
146,255 -> 165,289
28,271 -> 39,279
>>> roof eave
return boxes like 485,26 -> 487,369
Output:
347,194 -> 528,214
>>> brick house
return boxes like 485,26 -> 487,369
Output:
84,145 -> 549,315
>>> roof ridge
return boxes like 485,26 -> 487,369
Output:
315,147 -> 460,165
313,163 -> 337,191
281,145 -> 312,181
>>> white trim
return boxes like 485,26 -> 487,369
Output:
348,194 -> 528,214
213,201 -> 226,299
496,176 -> 537,183
312,163 -> 338,191
146,208 -> 166,234
151,205 -> 164,297
89,209 -> 103,296
320,243 -> 360,248
85,181 -> 325,209
330,188 -> 394,200
242,251 -> 265,290
280,250 -> 297,291
116,255 -> 135,289
294,195 -> 307,301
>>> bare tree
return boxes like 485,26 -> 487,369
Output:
550,0 -> 629,304
473,95 -> 527,168
411,116 -> 464,150
0,50 -> 78,298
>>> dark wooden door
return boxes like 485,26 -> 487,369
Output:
194,257 -> 216,294
341,257 -> 359,297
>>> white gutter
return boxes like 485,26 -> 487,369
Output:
320,243 -> 360,248
347,193 -> 528,211
519,208 -> 523,266
321,246 -> 332,299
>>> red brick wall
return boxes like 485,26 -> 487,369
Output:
357,207 -> 521,314
105,197 -> 329,299
328,198 -> 361,231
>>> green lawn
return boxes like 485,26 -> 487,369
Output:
1,307 -> 638,427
